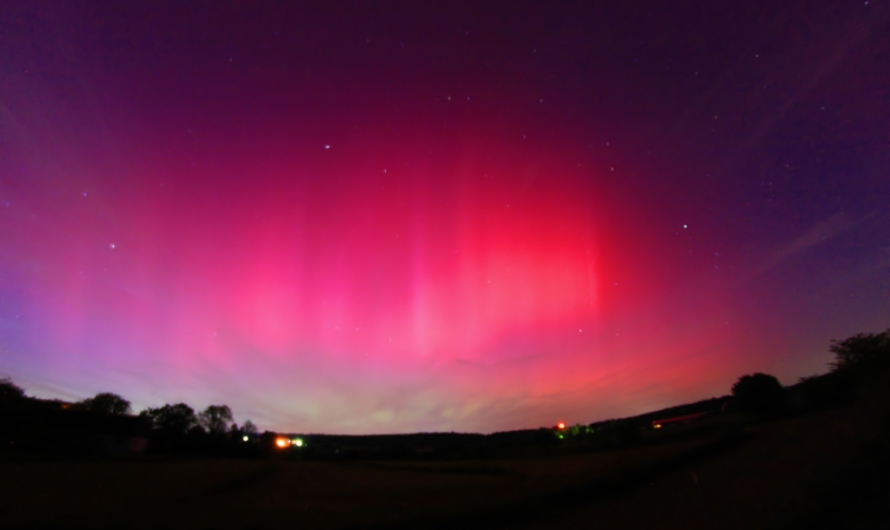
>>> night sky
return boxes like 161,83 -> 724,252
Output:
1,1 -> 888,434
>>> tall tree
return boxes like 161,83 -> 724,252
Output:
140,403 -> 197,434
198,405 -> 233,435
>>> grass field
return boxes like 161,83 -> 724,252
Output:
1,408 -> 887,529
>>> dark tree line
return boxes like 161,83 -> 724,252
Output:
75,392 -> 132,415
0,379 -> 260,456
3,327 -> 887,458
732,327 -> 890,415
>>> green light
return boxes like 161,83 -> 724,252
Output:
293,438 -> 303,447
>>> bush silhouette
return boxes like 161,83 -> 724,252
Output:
732,373 -> 785,414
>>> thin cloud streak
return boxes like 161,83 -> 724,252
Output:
750,212 -> 873,278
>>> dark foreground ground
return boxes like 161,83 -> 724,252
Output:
1,408 -> 888,529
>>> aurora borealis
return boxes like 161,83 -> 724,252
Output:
1,2 -> 889,433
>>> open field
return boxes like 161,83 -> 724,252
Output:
1,408 -> 887,529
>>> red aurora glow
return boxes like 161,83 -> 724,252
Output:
2,2 -> 889,434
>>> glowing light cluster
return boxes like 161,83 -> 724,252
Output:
275,437 -> 304,449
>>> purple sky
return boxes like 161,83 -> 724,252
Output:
1,1 -> 888,434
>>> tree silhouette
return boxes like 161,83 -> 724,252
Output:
732,373 -> 785,414
830,329 -> 890,373
830,329 -> 890,412
79,392 -> 132,415
198,405 -> 233,435
140,403 -> 197,434
0,377 -> 26,406
243,419 -> 258,435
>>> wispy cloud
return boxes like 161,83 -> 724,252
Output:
751,211 -> 872,277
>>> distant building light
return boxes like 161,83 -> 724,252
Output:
293,438 -> 303,447
557,422 -> 566,430
243,435 -> 249,442
275,437 -> 289,448
653,424 -> 662,429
